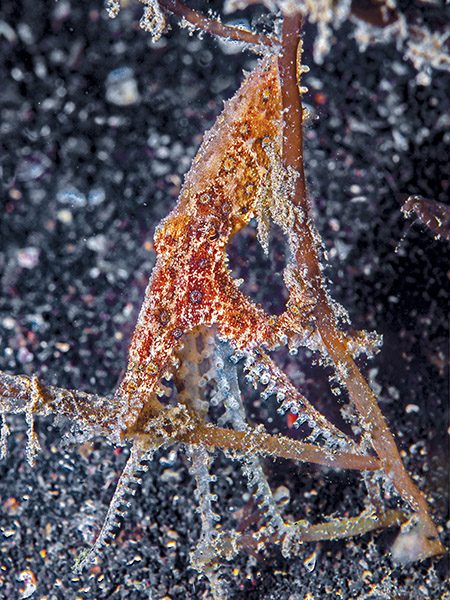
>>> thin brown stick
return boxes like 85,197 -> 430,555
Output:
295,508 -> 406,543
278,12 -> 306,204
278,13 -> 443,558
238,508 -> 407,556
181,422 -> 380,471
349,0 -> 447,31
0,371 -> 116,434
158,0 -> 277,47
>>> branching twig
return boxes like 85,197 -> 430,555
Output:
159,0 -> 277,46
0,370 -> 380,471
278,11 -> 444,559
181,422 -> 380,471
0,2 -> 444,586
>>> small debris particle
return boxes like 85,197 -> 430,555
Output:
55,342 -> 70,352
106,67 -> 140,106
3,497 -> 20,514
17,247 -> 40,269
274,485 -> 290,505
56,209 -> 73,224
303,549 -> 318,572
166,529 -> 179,540
18,569 -> 37,599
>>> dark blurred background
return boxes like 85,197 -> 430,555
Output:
0,1 -> 448,597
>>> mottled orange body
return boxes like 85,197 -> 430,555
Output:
117,58 -> 285,431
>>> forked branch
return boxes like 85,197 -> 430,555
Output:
159,0 -> 277,46
0,3 -> 444,592
0,370 -> 379,471
278,11 -> 443,560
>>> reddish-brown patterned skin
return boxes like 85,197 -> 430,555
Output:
116,58 -> 284,432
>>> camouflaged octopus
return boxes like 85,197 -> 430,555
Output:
117,57 -> 308,436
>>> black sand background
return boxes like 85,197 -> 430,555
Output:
0,1 -> 448,598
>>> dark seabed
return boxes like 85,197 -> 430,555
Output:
0,1 -> 448,598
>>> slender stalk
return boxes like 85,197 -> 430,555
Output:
181,422 -> 380,471
0,371 -> 116,434
349,0 -> 442,30
294,508 -> 406,543
238,508 -> 407,556
159,0 -> 277,47
278,12 -> 443,557
278,12 -> 306,203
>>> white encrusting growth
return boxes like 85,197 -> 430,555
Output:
214,341 -> 289,538
75,439 -> 160,571
24,409 -> 40,468
139,0 -> 167,41
0,413 -> 10,460
405,27 -> 450,85
104,0 -> 121,19
187,445 -> 226,599
104,0 -> 166,41
256,135 -> 301,255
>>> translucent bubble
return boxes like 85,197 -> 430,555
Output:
106,67 -> 140,106
56,185 -> 86,207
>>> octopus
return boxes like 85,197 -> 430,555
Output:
1,50 -> 441,598
117,57 -> 311,436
